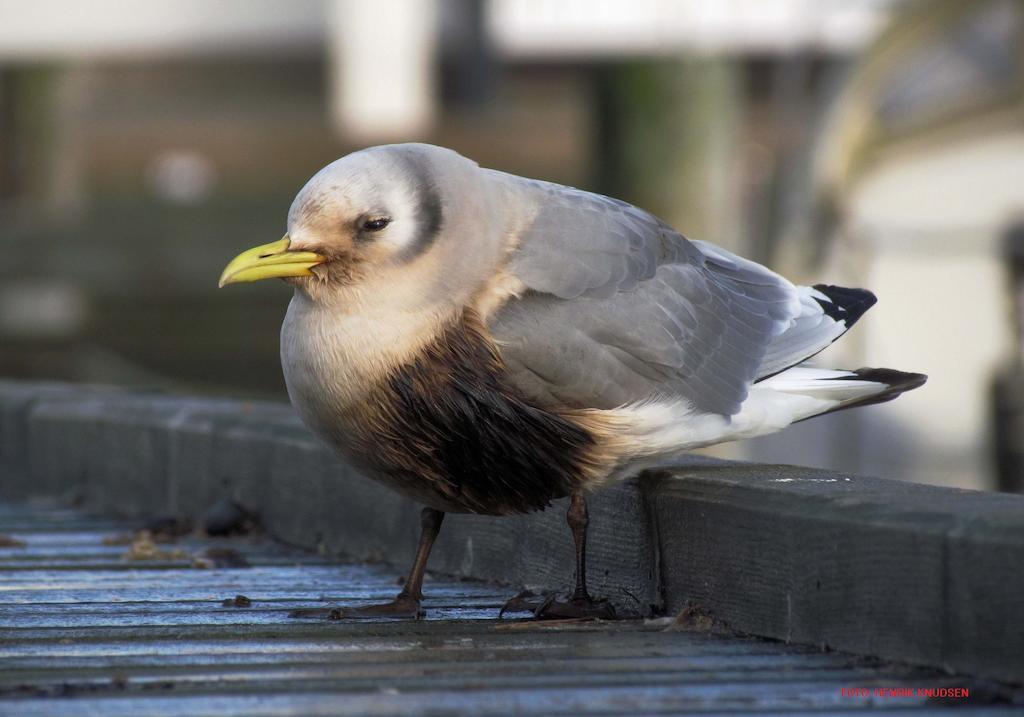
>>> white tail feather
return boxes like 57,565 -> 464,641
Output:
760,367 -> 882,401
601,365 -> 897,479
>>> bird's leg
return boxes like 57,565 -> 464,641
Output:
532,491 -> 616,620
567,491 -> 592,601
391,507 -> 446,611
290,507 -> 445,620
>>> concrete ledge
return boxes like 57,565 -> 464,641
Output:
1,380 -> 1021,684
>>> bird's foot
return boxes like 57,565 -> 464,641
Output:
289,595 -> 423,620
499,589 -> 544,617
499,590 -> 618,620
534,593 -> 617,620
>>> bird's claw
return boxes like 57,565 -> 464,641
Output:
533,593 -> 617,620
499,590 -> 619,620
499,589 -> 546,617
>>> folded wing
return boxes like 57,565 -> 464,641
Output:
490,179 -> 806,416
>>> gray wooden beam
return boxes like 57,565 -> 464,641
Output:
646,462 -> 1024,684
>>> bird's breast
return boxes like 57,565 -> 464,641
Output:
280,295 -> 440,442
280,297 -> 604,515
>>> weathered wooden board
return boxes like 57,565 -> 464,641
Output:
1,499 -> 1017,716
648,464 -> 1024,685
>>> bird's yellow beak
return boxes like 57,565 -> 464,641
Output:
218,237 -> 326,288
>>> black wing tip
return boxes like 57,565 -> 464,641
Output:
838,368 -> 928,409
812,284 -> 878,328
846,367 -> 927,391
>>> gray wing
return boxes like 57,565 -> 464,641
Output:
490,180 -> 801,416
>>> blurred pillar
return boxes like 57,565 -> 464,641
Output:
439,0 -> 495,106
0,69 -> 15,202
993,221 -> 1024,493
327,0 -> 439,142
50,65 -> 88,213
592,58 -> 744,254
751,52 -> 816,268
0,66 -> 82,211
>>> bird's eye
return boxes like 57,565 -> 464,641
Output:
362,217 -> 390,232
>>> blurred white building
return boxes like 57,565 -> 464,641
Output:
746,0 -> 1024,490
0,0 -> 899,139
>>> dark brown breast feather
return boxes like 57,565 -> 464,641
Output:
350,309 -> 597,515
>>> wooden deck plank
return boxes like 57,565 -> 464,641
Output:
0,499 -> 1015,716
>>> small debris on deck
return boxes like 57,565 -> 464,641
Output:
121,532 -> 188,562
0,533 -> 26,548
220,595 -> 252,608
668,603 -> 722,632
0,499 -> 1019,716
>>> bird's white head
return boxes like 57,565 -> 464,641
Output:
218,143 -> 497,307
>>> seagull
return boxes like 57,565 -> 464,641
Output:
219,143 -> 925,619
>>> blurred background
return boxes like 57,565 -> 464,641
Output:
1,0 -> 1022,492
